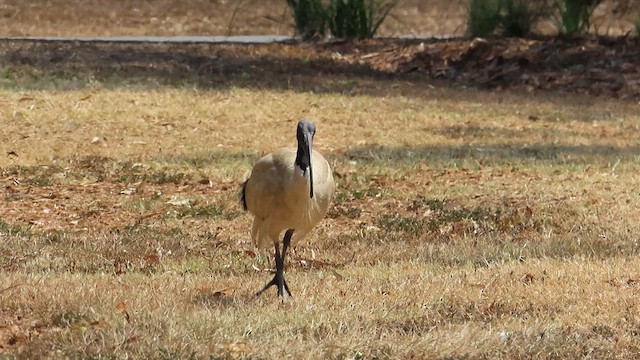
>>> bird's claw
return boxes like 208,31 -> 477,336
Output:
256,272 -> 292,298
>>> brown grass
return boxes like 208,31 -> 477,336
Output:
1,45 -> 640,357
0,0 -> 468,37
1,0 -> 637,37
2,3 -> 639,357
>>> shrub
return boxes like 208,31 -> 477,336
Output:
327,0 -> 397,38
555,0 -> 603,35
467,0 -> 546,37
286,0 -> 328,39
500,0 -> 543,37
467,0 -> 503,37
286,0 -> 395,39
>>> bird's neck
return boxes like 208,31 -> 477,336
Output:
295,147 -> 310,176
295,149 -> 310,175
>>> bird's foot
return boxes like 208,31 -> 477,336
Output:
256,271 -> 292,299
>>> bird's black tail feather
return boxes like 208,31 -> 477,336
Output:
240,180 -> 248,211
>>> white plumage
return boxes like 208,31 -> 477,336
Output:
241,119 -> 334,298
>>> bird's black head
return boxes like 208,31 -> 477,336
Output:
296,119 -> 316,144
295,119 -> 316,198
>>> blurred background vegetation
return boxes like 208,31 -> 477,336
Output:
1,0 -> 638,39
283,0 -> 639,38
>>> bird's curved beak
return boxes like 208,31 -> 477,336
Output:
304,132 -> 314,198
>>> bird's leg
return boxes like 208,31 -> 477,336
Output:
255,242 -> 282,296
280,229 -> 293,296
256,229 -> 294,298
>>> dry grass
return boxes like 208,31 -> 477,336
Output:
1,69 -> 640,358
1,0 -> 637,37
0,0 -> 468,37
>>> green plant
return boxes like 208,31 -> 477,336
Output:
467,0 -> 546,37
467,0 -> 502,37
286,0 -> 327,39
636,18 -> 640,35
555,0 -> 603,35
501,0 -> 544,37
286,0 -> 395,39
327,0 -> 396,38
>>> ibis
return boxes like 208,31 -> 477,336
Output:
241,119 -> 334,298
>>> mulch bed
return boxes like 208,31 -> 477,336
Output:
1,36 -> 639,99
327,36 -> 640,99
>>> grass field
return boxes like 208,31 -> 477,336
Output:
1,2 -> 640,356
1,59 -> 640,358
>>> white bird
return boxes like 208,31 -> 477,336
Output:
241,119 -> 334,298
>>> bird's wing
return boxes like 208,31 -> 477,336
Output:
244,148 -> 296,220
311,150 -> 335,212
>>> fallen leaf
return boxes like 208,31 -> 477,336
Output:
124,335 -> 141,345
116,301 -> 131,323
212,287 -> 234,297
120,188 -> 135,195
116,301 -> 127,311
219,341 -> 250,356
167,196 -> 192,206
89,320 -> 109,328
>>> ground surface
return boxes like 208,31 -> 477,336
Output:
2,35 -> 640,99
1,1 -> 640,359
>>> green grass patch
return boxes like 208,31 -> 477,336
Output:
173,203 -> 241,220
0,219 -> 31,237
